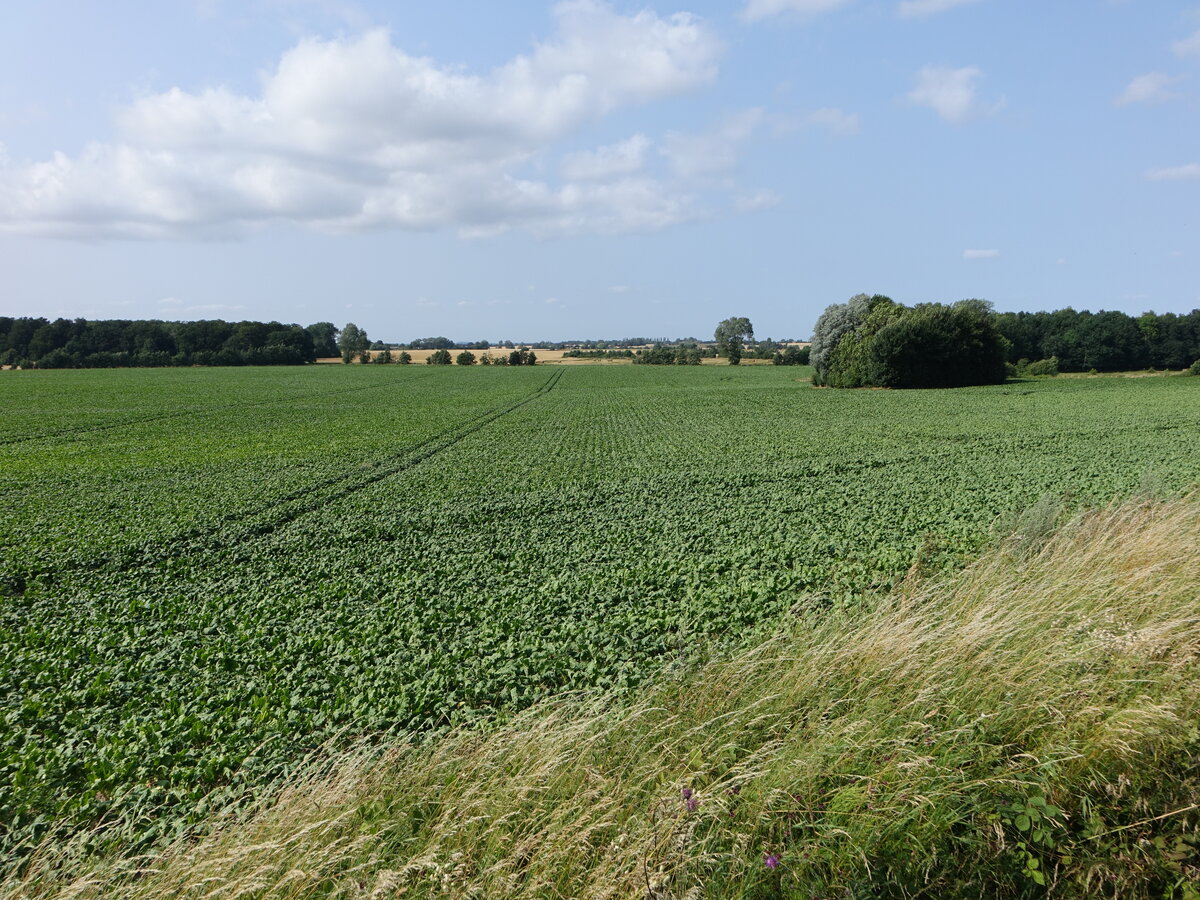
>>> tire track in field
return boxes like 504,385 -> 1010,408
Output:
4,369 -> 564,591
0,373 -> 426,448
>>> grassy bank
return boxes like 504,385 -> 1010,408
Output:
8,492 -> 1200,898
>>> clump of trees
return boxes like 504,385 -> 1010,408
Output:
772,346 -> 810,366
427,349 -> 453,365
632,345 -> 701,365
810,295 -> 1007,388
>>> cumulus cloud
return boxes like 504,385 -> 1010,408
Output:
963,248 -> 999,259
741,0 -> 852,22
1173,29 -> 1200,57
0,2 -> 729,239
1115,72 -> 1184,106
560,134 -> 650,180
1145,163 -> 1200,180
907,65 -> 1000,123
806,107 -> 859,136
897,0 -> 979,17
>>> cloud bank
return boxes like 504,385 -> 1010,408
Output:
0,2 -> 742,240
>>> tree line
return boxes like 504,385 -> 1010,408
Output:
0,317 -> 339,368
806,297 -> 1200,388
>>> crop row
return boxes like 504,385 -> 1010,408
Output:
2,366 -> 1199,862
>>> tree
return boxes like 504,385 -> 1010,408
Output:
397,351 -> 412,365
714,317 -> 754,365
427,349 -> 452,365
374,348 -> 394,364
305,322 -> 339,357
338,323 -> 368,364
456,350 -> 477,366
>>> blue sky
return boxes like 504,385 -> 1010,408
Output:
1,0 -> 1197,342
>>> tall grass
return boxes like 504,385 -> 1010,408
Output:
7,495 -> 1200,898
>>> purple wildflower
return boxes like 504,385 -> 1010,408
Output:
764,853 -> 781,870
681,787 -> 693,800
686,796 -> 699,812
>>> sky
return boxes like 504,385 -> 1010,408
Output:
0,1 -> 1197,342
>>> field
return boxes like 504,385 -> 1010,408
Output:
2,365 -> 1199,868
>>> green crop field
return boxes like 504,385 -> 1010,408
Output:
2,366 -> 1199,863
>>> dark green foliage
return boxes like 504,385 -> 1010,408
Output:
1018,357 -> 1059,376
996,308 -> 1200,372
456,351 -> 477,366
374,349 -> 394,364
0,317 -> 318,368
408,337 -> 454,350
507,348 -> 537,366
305,322 -> 339,358
632,346 -> 701,365
772,345 -> 810,366
339,323 -> 369,364
869,300 -> 1009,388
812,296 -> 1007,389
1187,359 -> 1200,375
562,349 -> 634,359
714,317 -> 754,366
427,349 -> 452,365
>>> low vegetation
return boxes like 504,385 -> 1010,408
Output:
9,493 -> 1200,898
2,366 -> 1198,892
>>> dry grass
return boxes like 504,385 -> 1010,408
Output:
8,494 -> 1200,898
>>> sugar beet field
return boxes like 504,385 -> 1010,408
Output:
2,365 -> 1199,862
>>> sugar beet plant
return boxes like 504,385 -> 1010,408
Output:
1,365 -> 1199,866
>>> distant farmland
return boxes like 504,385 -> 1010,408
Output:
1,365 -> 1198,864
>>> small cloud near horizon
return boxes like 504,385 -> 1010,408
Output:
1145,163 -> 1200,181
897,0 -> 979,18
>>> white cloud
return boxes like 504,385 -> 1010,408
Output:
0,3 -> 725,239
1173,29 -> 1200,57
1115,72 -> 1184,106
963,248 -> 999,259
741,0 -> 852,23
158,296 -> 183,305
661,108 -> 764,178
897,0 -> 979,18
806,107 -> 860,136
734,189 -> 781,212
560,134 -> 650,180
1145,163 -> 1200,180
907,65 -> 1000,123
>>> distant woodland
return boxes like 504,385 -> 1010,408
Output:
2,306 -> 1199,373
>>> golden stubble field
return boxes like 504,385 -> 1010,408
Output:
318,344 -> 808,365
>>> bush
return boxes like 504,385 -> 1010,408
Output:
456,351 -> 477,366
427,349 -> 452,365
1187,359 -> 1200,376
